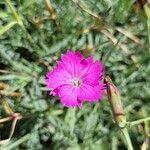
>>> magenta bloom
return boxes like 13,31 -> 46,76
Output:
46,51 -> 105,108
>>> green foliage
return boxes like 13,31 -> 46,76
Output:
0,0 -> 150,149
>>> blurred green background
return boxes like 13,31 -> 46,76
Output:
0,0 -> 150,149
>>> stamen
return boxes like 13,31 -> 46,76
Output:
72,78 -> 82,87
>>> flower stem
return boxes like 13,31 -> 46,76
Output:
129,116 -> 150,126
121,128 -> 134,150
144,1 -> 150,50
105,76 -> 134,150
0,21 -> 17,36
5,0 -> 22,25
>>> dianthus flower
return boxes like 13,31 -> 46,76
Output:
46,51 -> 105,108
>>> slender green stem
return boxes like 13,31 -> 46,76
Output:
144,3 -> 150,50
121,128 -> 134,150
0,21 -> 17,36
147,18 -> 150,50
5,0 -> 22,25
129,116 -> 150,126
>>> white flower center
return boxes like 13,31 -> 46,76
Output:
72,78 -> 82,87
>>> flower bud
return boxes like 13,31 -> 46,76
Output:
104,76 -> 126,128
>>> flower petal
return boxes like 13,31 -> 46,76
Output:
81,57 -> 104,86
57,51 -> 84,76
58,85 -> 81,108
78,83 -> 105,102
61,51 -> 83,63
46,67 -> 71,92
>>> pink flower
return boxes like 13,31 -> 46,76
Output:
46,51 -> 105,108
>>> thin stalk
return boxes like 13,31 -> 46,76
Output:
121,128 -> 134,150
0,116 -> 11,124
144,2 -> 150,50
5,0 -> 22,25
0,21 -> 17,36
105,76 -> 134,150
129,116 -> 150,126
146,17 -> 150,50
